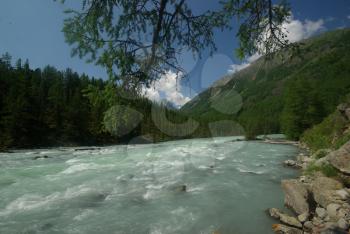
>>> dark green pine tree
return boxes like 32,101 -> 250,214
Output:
281,78 -> 325,140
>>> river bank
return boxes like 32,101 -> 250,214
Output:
269,139 -> 350,234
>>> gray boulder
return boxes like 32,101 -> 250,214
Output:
297,212 -> 309,223
283,160 -> 301,168
335,189 -> 349,200
311,177 -> 343,208
303,221 -> 313,230
337,207 -> 349,219
281,179 -> 309,215
312,216 -> 324,226
337,218 -> 349,230
328,140 -> 350,175
326,203 -> 341,218
316,207 -> 327,219
269,208 -> 302,228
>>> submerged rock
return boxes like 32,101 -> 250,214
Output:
81,192 -> 109,208
173,185 -> 187,192
281,179 -> 309,215
40,223 -> 54,231
33,155 -> 50,160
74,147 -> 101,151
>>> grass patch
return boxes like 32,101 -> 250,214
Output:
313,150 -> 329,159
301,111 -> 349,152
304,163 -> 338,177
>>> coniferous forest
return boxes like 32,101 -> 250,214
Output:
0,53 -> 113,149
0,53 -> 201,150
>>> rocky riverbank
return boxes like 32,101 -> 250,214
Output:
269,139 -> 350,234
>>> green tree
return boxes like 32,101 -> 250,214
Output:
281,78 -> 325,140
61,0 -> 292,89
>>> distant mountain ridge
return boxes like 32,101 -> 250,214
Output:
181,28 -> 350,139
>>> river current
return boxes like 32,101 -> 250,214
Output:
0,136 -> 298,234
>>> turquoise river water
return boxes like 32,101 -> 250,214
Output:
0,136 -> 298,234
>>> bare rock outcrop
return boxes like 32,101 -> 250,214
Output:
327,141 -> 350,175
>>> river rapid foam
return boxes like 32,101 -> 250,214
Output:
0,136 -> 298,234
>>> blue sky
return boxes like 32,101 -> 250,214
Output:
1,0 -> 350,106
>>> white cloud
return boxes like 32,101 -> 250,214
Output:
228,63 -> 250,74
228,53 -> 260,74
142,71 -> 191,108
283,17 -> 325,42
347,15 -> 350,20
228,16 -> 325,74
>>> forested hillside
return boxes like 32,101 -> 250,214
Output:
2,29 -> 350,150
181,29 -> 350,140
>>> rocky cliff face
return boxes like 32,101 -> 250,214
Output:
269,103 -> 350,234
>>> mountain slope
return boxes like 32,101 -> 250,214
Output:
181,28 -> 350,138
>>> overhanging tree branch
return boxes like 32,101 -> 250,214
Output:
61,0 -> 293,91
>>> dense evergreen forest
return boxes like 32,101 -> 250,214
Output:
0,53 -> 113,149
0,53 -> 210,150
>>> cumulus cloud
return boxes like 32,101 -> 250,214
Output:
347,15 -> 350,20
283,17 -> 325,42
228,16 -> 325,74
142,71 -> 191,108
